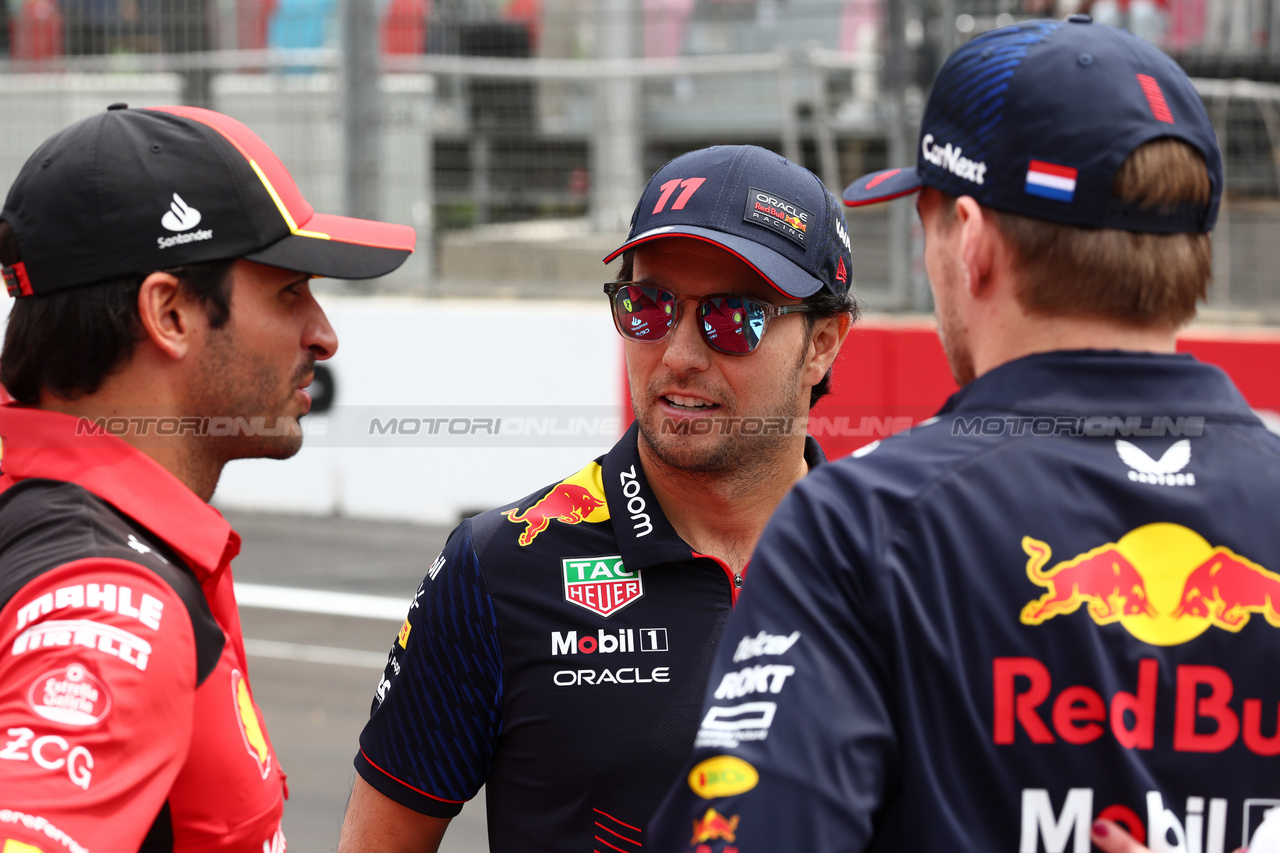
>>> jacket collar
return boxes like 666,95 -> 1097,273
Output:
939,350 -> 1259,423
0,405 -> 240,579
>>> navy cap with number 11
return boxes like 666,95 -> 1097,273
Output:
604,145 -> 854,299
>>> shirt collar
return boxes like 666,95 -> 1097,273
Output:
0,405 -> 239,579
602,421 -> 826,572
938,350 -> 1259,423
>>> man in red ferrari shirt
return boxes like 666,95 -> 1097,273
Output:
0,104 -> 414,851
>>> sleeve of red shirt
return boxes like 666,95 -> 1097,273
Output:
0,558 -> 199,853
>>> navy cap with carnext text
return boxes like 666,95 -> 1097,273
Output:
604,145 -> 854,299
843,16 -> 1223,233
1,103 -> 416,297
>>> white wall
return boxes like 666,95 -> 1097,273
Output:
211,296 -> 624,523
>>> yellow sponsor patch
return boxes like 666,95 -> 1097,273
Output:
688,755 -> 758,798
398,619 -> 412,649
233,671 -> 271,778
5,840 -> 46,853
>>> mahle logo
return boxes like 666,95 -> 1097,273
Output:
563,556 -> 643,617
1020,523 -> 1280,645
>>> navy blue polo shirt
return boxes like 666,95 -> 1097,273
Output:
357,423 -> 825,850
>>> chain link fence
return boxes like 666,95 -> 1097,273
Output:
0,0 -> 1277,316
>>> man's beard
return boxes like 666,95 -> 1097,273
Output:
187,324 -> 311,463
935,267 -> 976,387
633,356 -> 807,479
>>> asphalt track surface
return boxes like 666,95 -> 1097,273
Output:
222,509 -> 490,852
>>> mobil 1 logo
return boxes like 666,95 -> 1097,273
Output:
562,556 -> 643,617
552,627 -> 669,655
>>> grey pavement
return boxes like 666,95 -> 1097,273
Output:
223,509 -> 489,853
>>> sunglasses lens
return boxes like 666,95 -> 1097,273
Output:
615,285 -> 676,341
701,297 -> 765,354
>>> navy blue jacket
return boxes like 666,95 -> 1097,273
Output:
651,351 -> 1280,853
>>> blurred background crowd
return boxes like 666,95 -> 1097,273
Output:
0,0 -> 1277,314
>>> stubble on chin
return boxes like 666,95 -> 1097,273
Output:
635,413 -> 739,474
937,307 -> 976,387
633,387 -> 801,480
933,266 -> 976,387
187,331 -> 309,462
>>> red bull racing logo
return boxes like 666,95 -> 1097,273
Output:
1020,523 -> 1280,645
503,462 -> 610,546
1003,523 -> 1280,756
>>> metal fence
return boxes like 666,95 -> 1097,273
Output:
1,1 -> 1278,316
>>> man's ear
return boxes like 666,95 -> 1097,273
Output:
955,196 -> 997,298
136,272 -> 199,360
802,311 -> 853,387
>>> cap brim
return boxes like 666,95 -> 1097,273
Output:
842,167 -> 923,207
244,212 -> 416,280
602,225 -> 823,299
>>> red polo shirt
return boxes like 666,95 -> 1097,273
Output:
0,406 -> 286,852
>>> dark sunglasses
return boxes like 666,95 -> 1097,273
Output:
604,282 -> 815,356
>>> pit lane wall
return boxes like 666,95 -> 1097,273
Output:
208,296 -> 622,524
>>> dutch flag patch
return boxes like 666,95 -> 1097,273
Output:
1025,160 -> 1078,203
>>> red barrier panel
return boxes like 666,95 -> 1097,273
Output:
621,321 -> 1280,461
809,320 -> 957,459
1177,329 -> 1280,413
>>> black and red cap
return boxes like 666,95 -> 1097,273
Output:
603,145 -> 853,299
1,103 -> 416,297
843,17 -> 1223,234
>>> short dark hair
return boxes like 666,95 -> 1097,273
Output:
0,221 -> 235,405
615,250 -> 858,408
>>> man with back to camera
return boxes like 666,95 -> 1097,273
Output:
337,145 -> 856,852
650,16 -> 1280,853
0,103 -> 414,851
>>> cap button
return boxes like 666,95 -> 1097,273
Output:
1067,13 -> 1092,23
107,102 -> 128,111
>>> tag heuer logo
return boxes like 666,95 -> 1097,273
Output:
563,556 -> 643,617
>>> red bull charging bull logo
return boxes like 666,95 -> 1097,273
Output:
691,808 -> 739,844
1021,523 -> 1280,645
503,462 -> 610,546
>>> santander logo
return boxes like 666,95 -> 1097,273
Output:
161,193 -> 202,231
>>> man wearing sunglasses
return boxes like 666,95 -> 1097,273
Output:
339,146 -> 855,852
